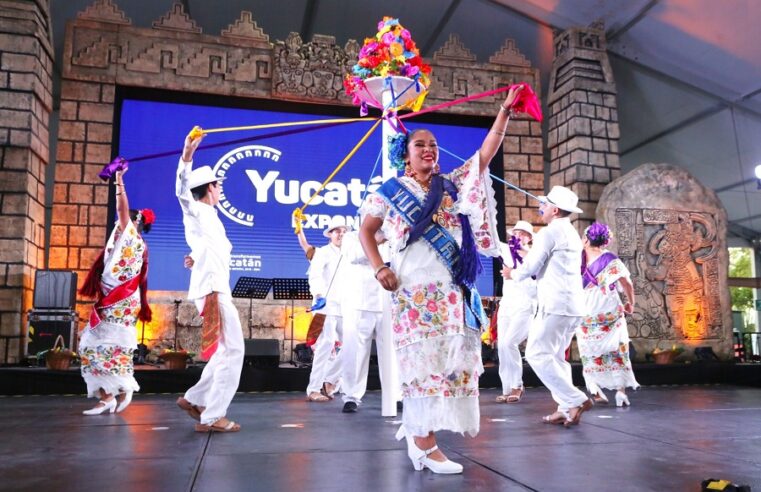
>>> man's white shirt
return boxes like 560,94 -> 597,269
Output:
308,243 -> 344,316
510,217 -> 585,316
340,232 -> 389,313
176,158 -> 232,300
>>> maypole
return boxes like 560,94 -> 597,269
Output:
344,17 -> 431,417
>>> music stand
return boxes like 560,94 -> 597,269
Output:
232,277 -> 273,338
272,278 -> 312,367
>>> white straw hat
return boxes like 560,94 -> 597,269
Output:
538,185 -> 583,214
507,220 -> 534,237
323,216 -> 352,237
188,166 -> 225,190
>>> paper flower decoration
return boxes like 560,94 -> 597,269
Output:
343,17 -> 432,105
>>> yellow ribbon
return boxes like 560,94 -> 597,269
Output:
293,118 -> 382,233
186,117 -> 371,140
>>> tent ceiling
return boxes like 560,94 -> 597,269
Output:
50,0 -> 761,239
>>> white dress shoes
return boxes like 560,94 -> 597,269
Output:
615,391 -> 630,407
395,425 -> 463,474
116,391 -> 133,413
82,398 -> 117,415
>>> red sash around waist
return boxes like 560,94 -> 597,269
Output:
89,275 -> 141,327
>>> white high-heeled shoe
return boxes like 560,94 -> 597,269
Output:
395,425 -> 463,474
116,391 -> 133,413
615,391 -> 630,407
83,398 -> 117,415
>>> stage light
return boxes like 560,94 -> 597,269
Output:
755,164 -> 761,179
284,306 -> 312,341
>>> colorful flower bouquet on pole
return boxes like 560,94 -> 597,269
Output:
343,17 -> 432,113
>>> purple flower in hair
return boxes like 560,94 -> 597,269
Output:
585,222 -> 611,246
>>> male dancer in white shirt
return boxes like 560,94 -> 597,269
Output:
502,186 -> 593,426
338,227 -> 394,413
306,218 -> 348,402
496,220 -> 537,404
175,133 -> 244,432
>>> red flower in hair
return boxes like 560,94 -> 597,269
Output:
141,208 -> 156,225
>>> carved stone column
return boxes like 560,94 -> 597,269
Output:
0,0 -> 53,362
547,24 -> 620,231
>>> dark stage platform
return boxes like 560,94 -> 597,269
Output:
0,386 -> 759,491
1,361 -> 760,395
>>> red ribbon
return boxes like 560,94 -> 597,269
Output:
398,82 -> 542,122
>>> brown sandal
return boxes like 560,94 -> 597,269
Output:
564,399 -> 594,427
592,393 -> 609,404
307,392 -> 329,402
506,388 -> 524,403
321,382 -> 336,399
542,412 -> 569,425
176,397 -> 202,421
195,417 -> 240,433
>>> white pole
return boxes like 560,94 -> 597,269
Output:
380,86 -> 399,417
381,88 -> 397,182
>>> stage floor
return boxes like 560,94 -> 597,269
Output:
1,386 -> 759,491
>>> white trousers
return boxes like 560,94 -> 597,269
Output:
306,314 -> 343,395
184,293 -> 245,425
496,306 -> 534,394
340,309 -> 392,405
525,312 -> 587,412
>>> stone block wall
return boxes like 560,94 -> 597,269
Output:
0,0 -> 53,363
546,24 -> 621,231
49,78 -> 115,323
0,0 -> 545,360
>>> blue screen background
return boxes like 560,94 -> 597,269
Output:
118,98 -> 500,295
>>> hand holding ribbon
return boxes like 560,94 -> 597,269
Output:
308,296 -> 326,312
98,157 -> 129,182
508,82 -> 543,122
507,235 -> 524,268
292,208 -> 305,235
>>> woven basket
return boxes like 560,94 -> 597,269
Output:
45,335 -> 74,370
160,351 -> 189,370
653,350 -> 678,365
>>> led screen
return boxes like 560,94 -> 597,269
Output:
117,95 -> 503,296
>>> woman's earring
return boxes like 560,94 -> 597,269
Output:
404,162 -> 415,177
433,163 -> 440,175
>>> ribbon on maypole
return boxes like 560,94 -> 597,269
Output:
292,118 -> 383,233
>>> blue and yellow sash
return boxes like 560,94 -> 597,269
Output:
377,178 -> 486,331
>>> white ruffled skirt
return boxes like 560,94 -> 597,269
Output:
393,279 -> 483,438
78,321 -> 140,398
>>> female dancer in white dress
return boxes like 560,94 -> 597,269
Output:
78,167 -> 153,415
359,86 -> 523,474
575,223 -> 639,406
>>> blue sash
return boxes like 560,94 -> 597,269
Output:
377,178 -> 486,331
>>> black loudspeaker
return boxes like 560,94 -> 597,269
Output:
27,313 -> 78,355
34,270 -> 77,309
244,339 -> 280,368
695,346 -> 720,361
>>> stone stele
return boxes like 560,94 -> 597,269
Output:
596,163 -> 732,360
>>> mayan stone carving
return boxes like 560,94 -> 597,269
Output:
273,33 -> 354,103
598,163 -> 732,359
